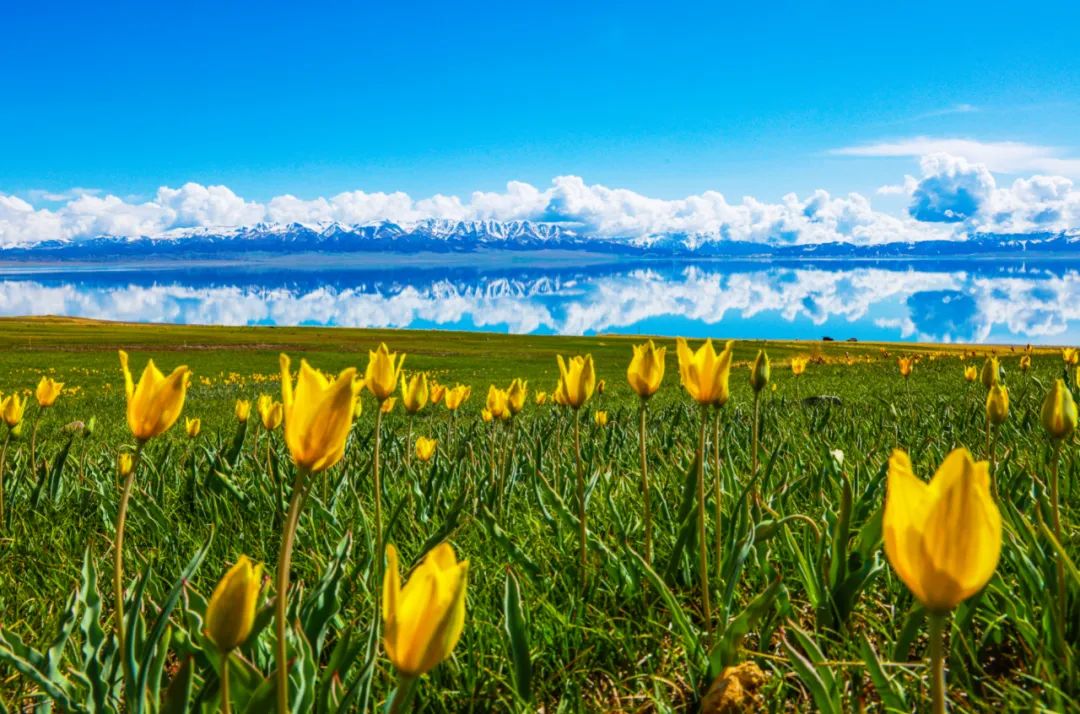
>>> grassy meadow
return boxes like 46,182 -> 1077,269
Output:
0,317 -> 1076,712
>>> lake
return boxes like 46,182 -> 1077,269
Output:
0,256 -> 1077,344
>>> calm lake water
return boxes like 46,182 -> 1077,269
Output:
1,257 -> 1078,344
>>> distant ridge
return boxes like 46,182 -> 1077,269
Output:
1,218 -> 1078,261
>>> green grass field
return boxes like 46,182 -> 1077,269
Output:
0,317 -> 1075,712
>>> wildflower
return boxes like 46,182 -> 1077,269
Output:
185,417 -> 201,438
790,357 -> 807,376
980,357 -> 999,389
205,556 -> 263,652
676,338 -> 734,405
963,366 -> 978,382
594,410 -> 608,427
415,436 -> 437,463
381,397 -> 397,414
898,357 -> 913,379
366,343 -> 405,402
986,385 -> 1009,425
118,350 -> 191,441
444,385 -> 471,411
35,377 -> 63,407
750,349 -> 771,392
626,339 -> 665,399
235,399 -> 251,423
278,353 -> 359,474
555,355 -> 596,409
1041,379 -> 1077,441
401,372 -> 429,415
507,378 -> 527,415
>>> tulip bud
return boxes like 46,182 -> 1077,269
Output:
401,372 -> 429,415
186,417 -> 201,438
627,340 -> 666,399
963,366 -> 978,382
1019,355 -> 1031,372
884,448 -> 1001,612
118,452 -> 135,478
556,354 -> 596,410
1,393 -> 27,428
750,350 -> 770,393
366,343 -> 405,402
507,379 -> 527,415
1041,379 -> 1077,441
986,385 -> 1009,425
383,543 -> 468,677
204,556 -> 264,652
415,436 -> 437,463
235,399 -> 251,423
980,357 -> 999,390
594,410 -> 608,427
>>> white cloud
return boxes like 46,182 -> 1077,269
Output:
832,137 -> 1080,177
3,149 -> 1080,247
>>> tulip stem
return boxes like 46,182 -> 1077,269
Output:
221,655 -> 231,714
1049,440 -> 1066,651
927,611 -> 948,714
696,404 -> 712,639
373,407 -> 384,583
387,673 -> 419,714
574,409 -> 587,588
712,408 -> 723,577
406,415 -> 414,468
113,441 -> 143,704
637,403 -> 652,563
275,467 -> 312,714
29,409 -> 41,483
0,429 -> 9,528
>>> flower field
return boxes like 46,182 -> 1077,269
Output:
0,317 -> 1075,712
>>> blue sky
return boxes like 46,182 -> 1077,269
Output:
4,1 -> 1079,202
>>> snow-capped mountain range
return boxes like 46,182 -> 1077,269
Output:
1,218 -> 1079,261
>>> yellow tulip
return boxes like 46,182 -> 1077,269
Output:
594,410 -> 608,427
185,417 -> 201,438
365,343 -> 405,402
790,357 -> 807,376
486,386 -> 511,421
35,377 -> 63,407
1063,348 -> 1079,365
481,408 -> 493,423
884,448 -> 1001,612
556,355 -> 596,409
897,357 -> 913,379
507,379 -> 527,415
259,397 -> 284,430
1,393 -> 26,427
750,349 -> 770,393
534,391 -> 548,406
980,357 -> 999,389
380,397 -> 397,414
676,338 -> 734,405
257,393 -> 273,416
1041,378 -> 1077,441
552,379 -> 568,407
235,399 -> 251,423
279,353 -> 359,474
1019,354 -> 1032,372
963,365 -> 978,382
415,436 -> 437,463
118,350 -> 192,441
401,372 -> 429,415
430,382 -> 447,405
444,385 -> 471,411
383,542 -> 468,678
596,379 -> 606,395
986,385 -> 1009,425
626,339 -> 666,399
205,556 -> 264,652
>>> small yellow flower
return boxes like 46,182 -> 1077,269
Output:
380,397 -> 397,414
486,386 -> 511,421
383,543 -> 469,678
258,396 -> 284,430
556,355 -> 596,409
118,451 -> 135,478
185,417 -> 201,438
594,410 -> 608,427
119,351 -> 192,441
596,379 -> 606,395
1019,354 -> 1032,372
897,357 -> 913,379
415,436 -> 437,463
401,372 -> 430,415
750,349 -> 771,393
980,357 -> 999,389
963,365 -> 978,382
444,385 -> 471,411
676,338 -> 734,405
1063,348 -> 1079,366
366,343 -> 405,402
204,556 -> 264,652
626,339 -> 665,399
552,379 -> 568,407
507,379 -> 527,415
1041,378 -> 1077,441
430,381 -> 447,405
884,448 -> 1001,612
790,357 -> 807,376
534,391 -> 548,406
35,377 -> 64,407
986,385 -> 1009,425
1,393 -> 26,427
481,408 -> 493,422
279,353 -> 359,474
235,399 -> 251,423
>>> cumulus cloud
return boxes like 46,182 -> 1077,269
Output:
832,137 -> 1080,177
3,150 -> 1080,247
